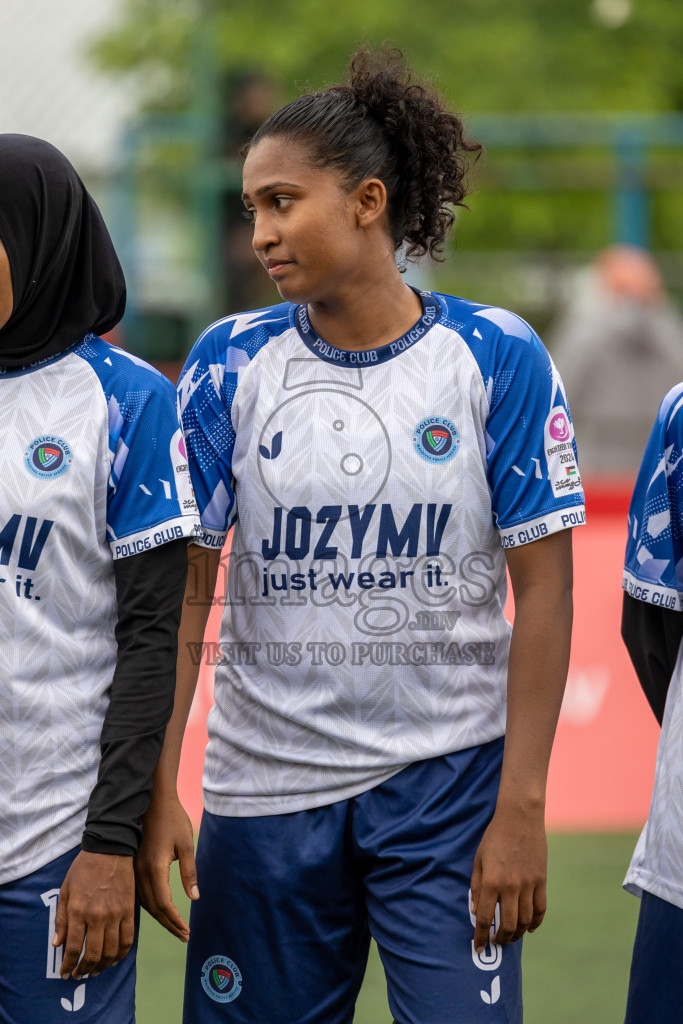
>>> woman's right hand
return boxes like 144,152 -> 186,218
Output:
135,793 -> 199,941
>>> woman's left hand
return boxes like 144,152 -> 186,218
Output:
53,851 -> 135,979
470,798 -> 547,955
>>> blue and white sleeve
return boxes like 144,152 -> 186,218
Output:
623,383 -> 683,610
467,307 -> 586,549
177,328 -> 239,550
107,371 -> 201,558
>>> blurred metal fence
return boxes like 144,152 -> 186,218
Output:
3,3 -> 683,361
114,110 -> 683,362
473,113 -> 683,251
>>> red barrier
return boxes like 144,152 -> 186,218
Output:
177,596 -> 222,826
178,480 -> 660,830
546,508 -> 659,829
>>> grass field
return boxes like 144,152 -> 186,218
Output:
136,832 -> 640,1023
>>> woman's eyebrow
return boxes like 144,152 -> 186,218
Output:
241,181 -> 301,201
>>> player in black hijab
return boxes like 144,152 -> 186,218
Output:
0,136 -> 195,1024
0,134 -> 125,368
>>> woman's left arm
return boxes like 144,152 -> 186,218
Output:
470,528 -> 573,955
54,538 -> 188,979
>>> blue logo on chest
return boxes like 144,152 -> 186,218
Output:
413,416 -> 461,464
24,435 -> 73,479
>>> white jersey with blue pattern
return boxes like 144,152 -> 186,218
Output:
179,291 -> 585,816
623,382 -> 683,909
0,335 -> 200,884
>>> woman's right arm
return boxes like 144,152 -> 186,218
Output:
134,543 -> 222,940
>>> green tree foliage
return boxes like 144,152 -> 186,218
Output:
93,0 -> 683,115
93,0 -> 683,335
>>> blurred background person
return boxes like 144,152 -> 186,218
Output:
218,71 -> 282,312
550,245 -> 683,476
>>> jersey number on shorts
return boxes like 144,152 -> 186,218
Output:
40,888 -> 87,1012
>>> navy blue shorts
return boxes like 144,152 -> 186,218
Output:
624,890 -> 683,1024
184,737 -> 522,1024
0,846 -> 138,1024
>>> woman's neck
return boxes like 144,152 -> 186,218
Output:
307,270 -> 424,352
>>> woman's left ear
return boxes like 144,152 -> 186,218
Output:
356,178 -> 387,228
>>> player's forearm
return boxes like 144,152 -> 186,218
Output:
150,620 -> 210,798
497,540 -> 573,811
83,540 -> 188,854
151,544 -> 221,800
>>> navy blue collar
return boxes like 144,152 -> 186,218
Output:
293,290 -> 442,367
0,334 -> 88,378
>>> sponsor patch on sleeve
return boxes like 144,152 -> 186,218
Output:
544,407 -> 582,497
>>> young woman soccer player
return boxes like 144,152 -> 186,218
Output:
137,51 -> 585,1023
0,135 -> 199,1024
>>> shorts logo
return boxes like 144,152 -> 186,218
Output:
24,435 -> 73,479
200,955 -> 242,1003
548,412 -> 570,443
413,416 -> 461,464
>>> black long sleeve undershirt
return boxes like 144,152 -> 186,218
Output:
81,539 -> 188,857
621,591 -> 683,726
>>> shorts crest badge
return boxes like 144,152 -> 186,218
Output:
201,954 -> 242,1003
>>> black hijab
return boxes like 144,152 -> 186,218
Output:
0,134 -> 126,369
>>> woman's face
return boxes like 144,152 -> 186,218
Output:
242,136 -> 373,306
0,237 -> 13,329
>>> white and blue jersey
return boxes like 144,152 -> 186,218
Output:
623,382 -> 683,910
179,291 -> 585,816
0,335 -> 200,885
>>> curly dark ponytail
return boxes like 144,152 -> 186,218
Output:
247,48 -> 481,262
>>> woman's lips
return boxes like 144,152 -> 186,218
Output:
265,259 -> 293,278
